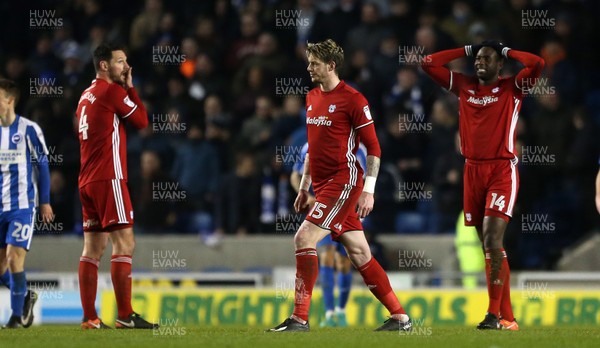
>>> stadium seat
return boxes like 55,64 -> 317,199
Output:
395,212 -> 427,233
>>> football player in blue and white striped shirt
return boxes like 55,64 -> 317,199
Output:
0,79 -> 53,329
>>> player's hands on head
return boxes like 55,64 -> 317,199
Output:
467,43 -> 483,56
356,192 -> 374,219
40,203 -> 55,223
467,40 -> 510,58
481,40 -> 510,57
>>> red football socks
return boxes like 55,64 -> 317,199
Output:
111,255 -> 134,319
358,257 -> 405,315
79,256 -> 99,320
499,256 -> 514,321
292,248 -> 319,322
485,248 -> 508,318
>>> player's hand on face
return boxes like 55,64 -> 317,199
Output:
39,203 -> 54,223
124,67 -> 134,89
356,192 -> 374,218
294,190 -> 310,213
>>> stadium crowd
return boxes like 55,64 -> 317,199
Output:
1,0 -> 599,270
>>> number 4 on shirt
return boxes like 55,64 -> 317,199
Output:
490,193 -> 505,212
79,105 -> 89,140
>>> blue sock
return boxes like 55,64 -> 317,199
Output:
0,270 -> 9,289
319,265 -> 335,312
10,271 -> 27,317
337,271 -> 353,309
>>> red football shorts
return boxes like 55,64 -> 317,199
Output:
306,183 -> 363,240
463,158 -> 519,226
79,179 -> 134,232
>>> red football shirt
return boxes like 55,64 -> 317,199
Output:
305,81 -> 377,191
450,74 -> 522,160
76,79 -> 148,187
421,48 -> 545,161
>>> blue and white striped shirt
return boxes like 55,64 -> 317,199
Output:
0,115 -> 50,213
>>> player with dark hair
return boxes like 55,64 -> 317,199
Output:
421,40 -> 545,330
0,79 -> 53,328
76,43 -> 156,329
268,39 -> 411,332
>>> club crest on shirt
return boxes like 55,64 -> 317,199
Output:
123,96 -> 135,107
492,87 -> 500,93
363,105 -> 372,120
11,132 -> 23,144
328,104 -> 336,113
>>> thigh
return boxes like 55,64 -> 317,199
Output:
485,160 -> 519,220
463,163 -> 486,227
4,209 -> 35,251
84,180 -> 134,231
306,184 -> 362,239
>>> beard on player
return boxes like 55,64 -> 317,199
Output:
108,67 -> 127,87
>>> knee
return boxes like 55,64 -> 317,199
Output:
483,232 -> 503,249
83,242 -> 107,259
346,245 -> 371,268
6,252 -> 23,271
293,224 -> 315,250
113,238 -> 135,255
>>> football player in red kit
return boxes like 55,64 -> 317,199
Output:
76,43 -> 156,329
421,40 -> 545,330
268,39 -> 411,332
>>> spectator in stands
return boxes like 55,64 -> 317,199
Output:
309,0 -> 361,47
233,32 -> 288,98
171,123 -> 220,213
432,132 -> 463,233
345,2 -> 391,56
188,52 -> 227,103
215,152 -> 261,236
49,170 -> 75,233
129,0 -> 164,51
131,150 -> 178,234
226,11 -> 261,71
204,95 -> 232,172
384,66 -> 436,120
439,0 -> 480,46
238,95 -> 274,169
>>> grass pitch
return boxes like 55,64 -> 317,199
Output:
1,325 -> 599,348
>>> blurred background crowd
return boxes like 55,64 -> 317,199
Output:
1,0 -> 599,270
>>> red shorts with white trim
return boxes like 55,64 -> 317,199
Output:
463,158 -> 519,226
79,179 -> 134,232
305,183 -> 363,240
